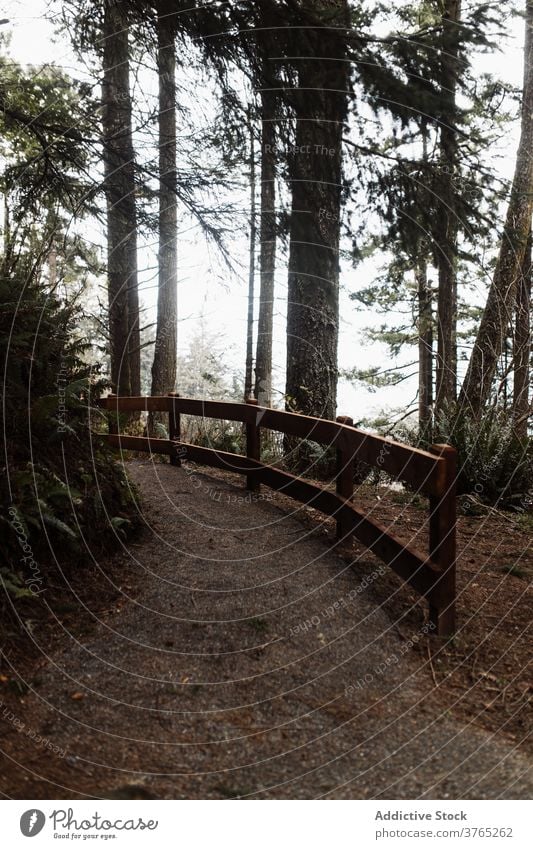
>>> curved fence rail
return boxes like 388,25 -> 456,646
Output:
95,394 -> 457,636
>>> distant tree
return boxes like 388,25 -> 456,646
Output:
177,325 -> 239,400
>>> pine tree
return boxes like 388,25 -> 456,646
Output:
0,49 -> 97,283
344,0 -> 511,432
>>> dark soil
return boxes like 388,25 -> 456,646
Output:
269,479 -> 532,755
0,460 -> 530,799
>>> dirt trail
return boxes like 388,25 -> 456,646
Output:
0,460 -> 531,799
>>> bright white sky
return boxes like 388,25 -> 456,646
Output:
0,0 -> 526,421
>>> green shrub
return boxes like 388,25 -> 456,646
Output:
0,273 -> 139,610
433,406 -> 532,509
281,438 -> 337,479
365,406 -> 532,509
183,416 -> 244,455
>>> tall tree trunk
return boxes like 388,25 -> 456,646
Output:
254,86 -> 277,407
434,0 -> 461,416
48,246 -> 57,289
460,0 -> 533,415
513,224 -> 531,438
3,191 -> 8,256
1,190 -> 13,278
102,0 -> 131,395
150,5 -> 178,416
101,0 -> 140,397
417,257 -> 433,431
244,107 -> 256,400
285,1 -> 349,421
128,258 -> 141,396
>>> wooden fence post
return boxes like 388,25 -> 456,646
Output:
245,397 -> 261,492
336,415 -> 354,542
107,394 -> 117,435
168,392 -> 181,466
428,443 -> 457,636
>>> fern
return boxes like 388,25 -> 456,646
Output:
0,569 -> 33,600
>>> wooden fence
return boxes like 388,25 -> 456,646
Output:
96,394 -> 457,636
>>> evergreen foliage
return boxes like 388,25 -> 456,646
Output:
0,271 -> 139,611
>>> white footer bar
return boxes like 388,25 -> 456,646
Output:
3,799 -> 532,848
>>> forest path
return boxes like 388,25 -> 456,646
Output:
1,459 -> 531,799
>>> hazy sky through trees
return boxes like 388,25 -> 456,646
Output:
2,0 -> 526,419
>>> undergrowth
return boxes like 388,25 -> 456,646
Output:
0,274 -> 139,628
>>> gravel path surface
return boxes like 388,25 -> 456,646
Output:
1,459 -> 531,799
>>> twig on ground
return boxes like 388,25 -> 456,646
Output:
427,641 -> 439,688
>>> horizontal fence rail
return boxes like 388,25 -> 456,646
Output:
94,394 -> 457,636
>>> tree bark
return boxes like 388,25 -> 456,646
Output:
150,5 -> 178,413
417,257 -> 433,431
102,1 -> 131,395
434,0 -> 461,415
513,224 -> 531,438
285,1 -> 349,421
101,0 -> 140,397
254,86 -> 277,407
459,0 -> 533,415
48,246 -> 57,289
245,107 -> 256,400
128,257 -> 141,396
